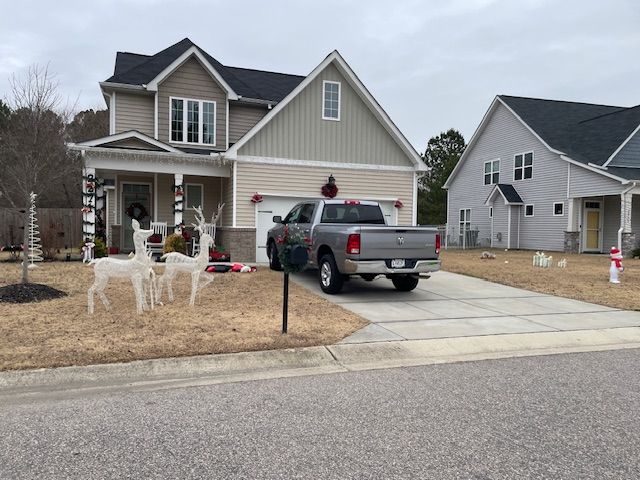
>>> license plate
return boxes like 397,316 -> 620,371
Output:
391,259 -> 405,268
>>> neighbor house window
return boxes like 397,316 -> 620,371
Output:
525,204 -> 534,217
553,202 -> 564,216
484,159 -> 500,185
170,97 -> 216,145
514,152 -> 533,180
489,207 -> 493,218
459,208 -> 471,246
185,184 -> 203,209
322,81 -> 340,120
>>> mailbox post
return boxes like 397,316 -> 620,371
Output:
282,244 -> 309,334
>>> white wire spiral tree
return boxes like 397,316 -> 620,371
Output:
25,192 -> 43,269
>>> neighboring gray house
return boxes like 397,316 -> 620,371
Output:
70,38 -> 426,262
444,95 -> 640,254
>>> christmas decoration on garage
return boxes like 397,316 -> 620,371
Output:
321,174 -> 338,198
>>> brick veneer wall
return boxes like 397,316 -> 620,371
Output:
217,227 -> 256,263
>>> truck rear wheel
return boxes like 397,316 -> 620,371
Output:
268,242 -> 282,271
391,274 -> 419,292
319,254 -> 344,294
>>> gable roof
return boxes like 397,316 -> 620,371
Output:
224,50 -> 426,170
105,38 -> 304,103
498,95 -> 640,169
73,130 -> 182,153
485,184 -> 524,206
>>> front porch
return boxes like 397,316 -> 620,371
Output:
564,193 -> 639,255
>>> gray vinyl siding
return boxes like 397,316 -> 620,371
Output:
229,104 -> 267,144
568,163 -> 624,197
491,201 -> 509,248
447,102 -> 568,251
114,92 -> 154,137
633,196 -> 640,234
157,56 -> 227,149
238,62 -> 413,167
609,129 -> 640,167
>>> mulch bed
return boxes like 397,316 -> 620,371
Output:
0,283 -> 67,304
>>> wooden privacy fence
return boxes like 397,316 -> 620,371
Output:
0,208 -> 82,249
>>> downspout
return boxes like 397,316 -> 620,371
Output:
618,182 -> 637,249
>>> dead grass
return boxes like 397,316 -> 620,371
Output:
0,262 -> 367,371
441,249 -> 640,311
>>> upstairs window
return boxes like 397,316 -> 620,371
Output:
484,159 -> 500,185
322,81 -> 341,121
514,152 -> 533,180
170,97 -> 216,145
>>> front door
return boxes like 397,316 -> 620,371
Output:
122,183 -> 151,252
583,201 -> 602,252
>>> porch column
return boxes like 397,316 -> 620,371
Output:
174,173 -> 184,233
82,166 -> 96,240
620,191 -> 635,254
564,198 -> 580,253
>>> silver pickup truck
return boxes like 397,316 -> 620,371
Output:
267,199 -> 441,294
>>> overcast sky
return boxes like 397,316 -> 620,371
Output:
1,0 -> 638,152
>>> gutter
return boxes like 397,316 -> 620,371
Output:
99,81 -> 149,92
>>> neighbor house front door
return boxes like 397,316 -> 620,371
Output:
583,200 -> 602,252
122,183 -> 151,252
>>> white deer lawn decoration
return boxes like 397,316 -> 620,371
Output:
88,219 -> 157,315
158,203 -> 224,306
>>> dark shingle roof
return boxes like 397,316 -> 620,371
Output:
496,184 -> 524,204
498,96 -> 640,178
105,38 -> 304,103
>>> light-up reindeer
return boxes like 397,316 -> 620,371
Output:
88,219 -> 157,315
158,203 -> 224,306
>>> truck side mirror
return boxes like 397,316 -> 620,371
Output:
273,215 -> 283,224
289,244 -> 309,265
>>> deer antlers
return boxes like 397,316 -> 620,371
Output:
190,203 -> 225,234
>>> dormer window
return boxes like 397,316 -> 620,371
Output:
322,81 -> 341,121
171,97 -> 216,145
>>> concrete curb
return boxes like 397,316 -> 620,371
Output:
2,327 -> 640,398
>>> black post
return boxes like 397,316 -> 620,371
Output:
282,273 -> 289,334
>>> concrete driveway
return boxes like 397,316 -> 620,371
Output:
293,271 -> 640,344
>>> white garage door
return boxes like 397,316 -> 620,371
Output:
255,196 -> 398,263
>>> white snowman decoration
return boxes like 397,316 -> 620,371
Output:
609,246 -> 624,284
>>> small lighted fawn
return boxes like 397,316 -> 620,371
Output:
88,219 -> 156,315
158,204 -> 224,306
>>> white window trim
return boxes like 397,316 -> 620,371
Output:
524,204 -> 534,217
322,80 -> 341,121
169,96 -> 216,147
514,151 -> 534,181
553,202 -> 564,216
483,159 -> 500,186
185,183 -> 204,210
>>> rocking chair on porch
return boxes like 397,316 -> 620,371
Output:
145,221 -> 167,256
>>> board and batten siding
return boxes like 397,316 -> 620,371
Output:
610,129 -> 640,167
447,102 -> 568,251
568,163 -> 624,197
155,174 -> 223,226
114,92 -> 154,137
157,56 -> 227,149
237,63 -> 413,167
234,162 -> 413,227
229,105 -> 268,145
602,195 -> 621,249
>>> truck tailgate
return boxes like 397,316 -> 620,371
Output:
359,227 -> 438,260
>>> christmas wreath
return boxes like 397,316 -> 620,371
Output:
321,183 -> 338,198
277,226 -> 310,274
125,202 -> 148,221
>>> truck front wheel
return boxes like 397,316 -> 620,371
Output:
391,274 -> 419,292
319,254 -> 344,294
268,242 -> 282,271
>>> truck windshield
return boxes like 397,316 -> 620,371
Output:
320,204 -> 385,224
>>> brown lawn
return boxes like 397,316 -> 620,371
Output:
441,249 -> 640,311
0,261 -> 366,371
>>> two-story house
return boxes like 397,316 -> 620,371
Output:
71,38 -> 426,262
444,95 -> 640,254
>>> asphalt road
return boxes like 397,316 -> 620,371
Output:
1,349 -> 639,479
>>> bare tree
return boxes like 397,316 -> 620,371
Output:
0,64 -> 82,283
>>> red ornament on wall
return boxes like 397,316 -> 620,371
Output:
321,174 -> 339,198
251,193 -> 264,203
394,200 -> 403,209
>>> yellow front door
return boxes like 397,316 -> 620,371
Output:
585,209 -> 600,251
